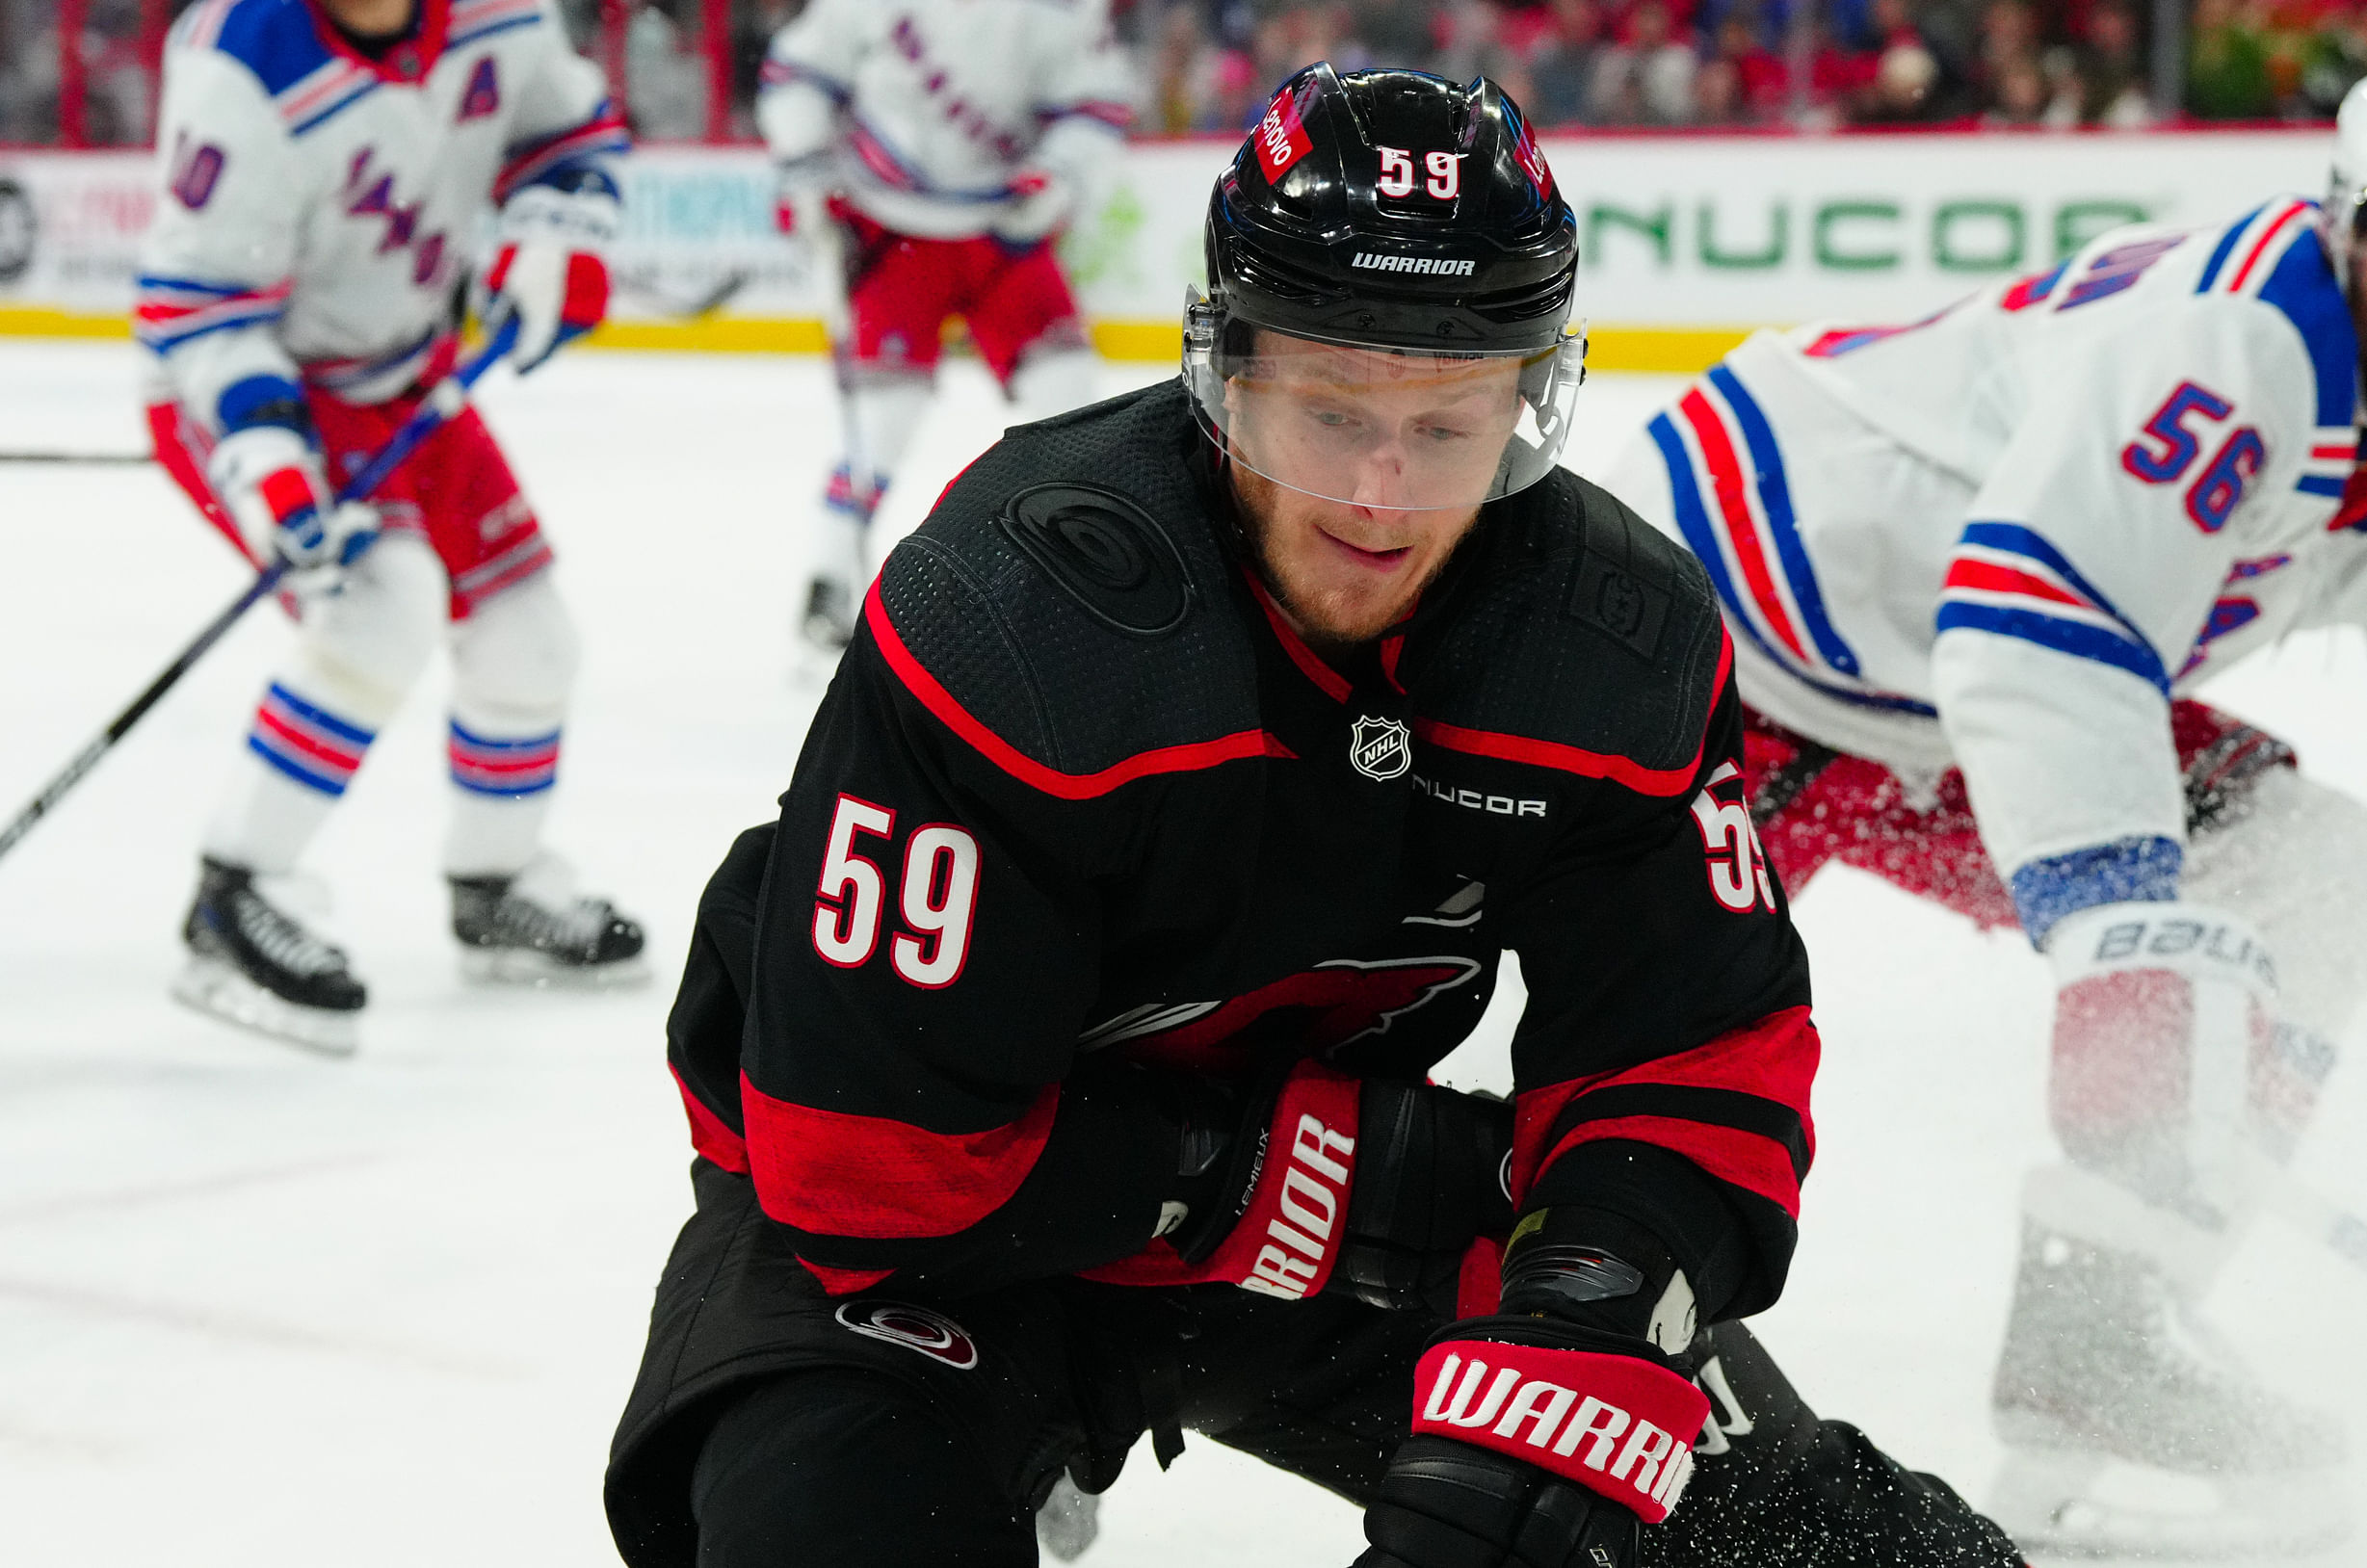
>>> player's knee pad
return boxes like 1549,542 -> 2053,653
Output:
1008,346 -> 1100,424
290,529 -> 446,720
448,570 -> 579,725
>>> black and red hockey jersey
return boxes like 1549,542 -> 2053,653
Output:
668,379 -> 1819,1323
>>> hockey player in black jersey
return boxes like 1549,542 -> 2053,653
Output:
608,65 -> 2023,1568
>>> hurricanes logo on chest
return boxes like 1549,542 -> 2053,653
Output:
1350,715 -> 1411,781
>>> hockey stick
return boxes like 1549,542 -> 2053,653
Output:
0,451 -> 151,466
612,267 -> 751,320
0,317 -> 519,865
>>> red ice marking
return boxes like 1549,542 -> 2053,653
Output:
863,582 -> 1295,799
1678,389 -> 1806,661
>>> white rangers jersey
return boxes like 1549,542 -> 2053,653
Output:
1615,196 -> 2363,942
756,0 -> 1132,241
139,0 -> 624,428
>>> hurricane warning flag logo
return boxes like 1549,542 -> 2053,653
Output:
1350,715 -> 1412,781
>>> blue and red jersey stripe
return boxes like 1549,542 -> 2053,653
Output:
134,275 -> 291,353
494,103 -> 629,204
1647,365 -> 1932,715
1936,521 -> 2168,693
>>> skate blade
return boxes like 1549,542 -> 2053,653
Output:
171,956 -> 359,1058
1992,1448 -> 2354,1559
458,945 -> 651,989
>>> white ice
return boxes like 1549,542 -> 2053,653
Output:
2,339 -> 2363,1567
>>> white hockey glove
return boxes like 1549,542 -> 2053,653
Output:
772,152 -> 835,241
206,423 -> 377,588
483,183 -> 617,374
992,168 -> 1079,245
2044,899 -> 2283,1219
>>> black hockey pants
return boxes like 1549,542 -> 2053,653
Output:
681,1283 -> 2022,1568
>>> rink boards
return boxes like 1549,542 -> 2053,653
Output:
0,129 -> 2331,373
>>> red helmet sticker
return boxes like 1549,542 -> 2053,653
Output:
1253,89 -> 1313,183
833,1300 -> 981,1370
1512,114 -> 1553,201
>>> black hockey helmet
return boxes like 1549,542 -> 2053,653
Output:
1187,65 -> 1587,511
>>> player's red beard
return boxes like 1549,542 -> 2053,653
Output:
1230,463 -> 1483,652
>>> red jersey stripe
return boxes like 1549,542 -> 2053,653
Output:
864,581 -> 1297,798
742,1070 -> 1059,1239
1246,574 -> 1353,702
1679,388 -> 1808,662
1512,1005 -> 1819,1203
1537,1113 -> 1807,1219
1941,559 -> 2089,609
2228,199 -> 2307,295
670,1062 -> 748,1174
798,1260 -> 894,1295
1411,629 -> 1732,799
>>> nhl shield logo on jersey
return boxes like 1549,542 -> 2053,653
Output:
1350,716 -> 1412,781
833,1300 -> 981,1370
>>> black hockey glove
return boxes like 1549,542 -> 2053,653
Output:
1328,1078 -> 1513,1315
1358,1212 -> 1711,1568
1162,1064 -> 1511,1305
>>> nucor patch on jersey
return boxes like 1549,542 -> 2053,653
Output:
1411,771 -> 1548,819
1351,252 -> 1477,276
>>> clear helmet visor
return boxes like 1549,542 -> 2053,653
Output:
1184,289 -> 1587,513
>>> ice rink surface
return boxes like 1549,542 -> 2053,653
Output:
3,339 -> 2364,1567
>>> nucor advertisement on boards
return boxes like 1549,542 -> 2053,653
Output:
0,130 -> 2329,359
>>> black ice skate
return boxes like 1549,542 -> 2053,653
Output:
1989,1221 -> 2352,1557
450,857 -> 646,986
172,856 -> 365,1056
800,574 -> 856,655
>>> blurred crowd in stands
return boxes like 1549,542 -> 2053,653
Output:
2,0 -> 2361,144
1131,0 -> 2367,130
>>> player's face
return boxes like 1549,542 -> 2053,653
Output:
316,0 -> 417,36
1224,337 -> 1519,645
